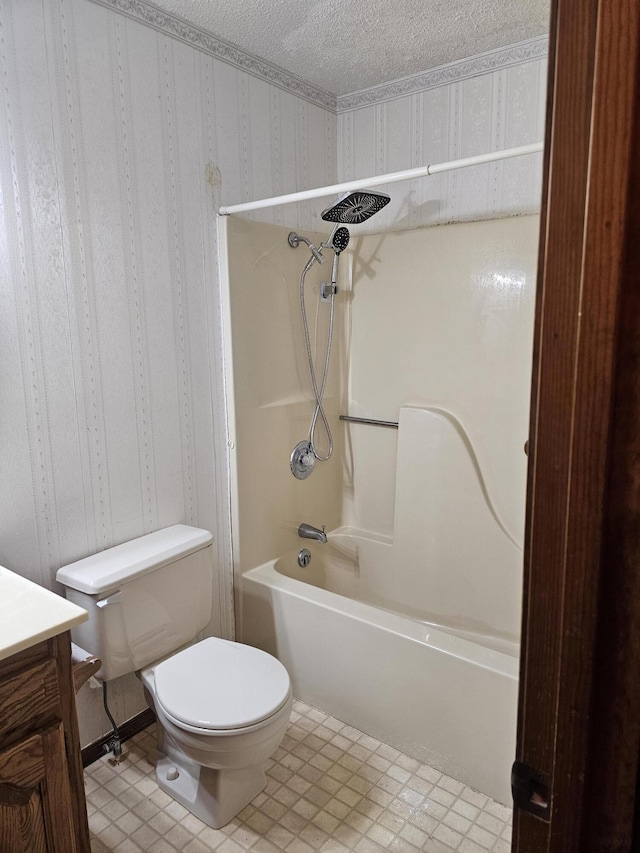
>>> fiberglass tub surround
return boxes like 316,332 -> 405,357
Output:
224,212 -> 537,807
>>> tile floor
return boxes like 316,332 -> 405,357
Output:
86,700 -> 512,853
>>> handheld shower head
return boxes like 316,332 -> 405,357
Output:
321,190 -> 390,224
326,226 -> 350,289
329,226 -> 350,254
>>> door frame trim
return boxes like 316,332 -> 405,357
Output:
515,0 -> 640,848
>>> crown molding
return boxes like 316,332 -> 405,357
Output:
337,36 -> 549,112
88,0 -> 337,112
87,1 -> 547,117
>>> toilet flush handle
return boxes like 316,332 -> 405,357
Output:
96,591 -> 123,608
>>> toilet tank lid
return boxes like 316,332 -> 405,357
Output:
56,525 -> 213,594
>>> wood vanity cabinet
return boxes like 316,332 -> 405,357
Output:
0,632 -> 90,852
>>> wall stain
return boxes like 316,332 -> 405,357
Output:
205,163 -> 222,207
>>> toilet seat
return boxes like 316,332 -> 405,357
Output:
152,638 -> 291,734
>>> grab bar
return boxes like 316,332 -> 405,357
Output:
339,415 -> 399,429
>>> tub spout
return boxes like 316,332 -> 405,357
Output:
298,523 -> 327,544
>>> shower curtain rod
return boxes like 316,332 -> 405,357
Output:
218,142 -> 543,216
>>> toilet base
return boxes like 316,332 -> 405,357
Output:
155,752 -> 267,829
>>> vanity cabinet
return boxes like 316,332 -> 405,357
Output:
0,632 -> 90,852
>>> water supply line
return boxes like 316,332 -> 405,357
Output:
102,681 -> 124,764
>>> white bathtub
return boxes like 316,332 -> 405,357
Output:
239,529 -> 519,806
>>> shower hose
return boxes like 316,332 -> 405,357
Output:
300,256 -> 335,461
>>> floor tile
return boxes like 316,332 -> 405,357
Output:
86,701 -> 512,852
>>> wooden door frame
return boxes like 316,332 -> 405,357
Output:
515,0 -> 640,849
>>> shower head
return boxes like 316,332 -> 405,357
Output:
325,226 -> 351,290
321,190 -> 390,224
328,226 -> 350,254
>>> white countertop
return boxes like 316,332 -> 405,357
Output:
0,565 -> 88,662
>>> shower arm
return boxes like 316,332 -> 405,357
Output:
288,232 -> 325,264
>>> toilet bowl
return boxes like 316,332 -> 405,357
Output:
56,524 -> 293,829
139,637 -> 293,828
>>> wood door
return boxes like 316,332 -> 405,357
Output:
514,0 -> 640,849
0,723 -> 77,853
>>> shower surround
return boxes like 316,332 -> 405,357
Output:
221,213 -> 538,804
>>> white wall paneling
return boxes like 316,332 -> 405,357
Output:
338,52 -> 547,231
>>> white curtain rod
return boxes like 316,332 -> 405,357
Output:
218,142 -> 543,216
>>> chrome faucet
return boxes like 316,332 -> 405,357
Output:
298,523 -> 327,544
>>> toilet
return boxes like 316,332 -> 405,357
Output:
56,524 -> 293,829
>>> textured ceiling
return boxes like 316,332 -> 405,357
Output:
149,0 -> 550,96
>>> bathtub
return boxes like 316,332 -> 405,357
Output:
239,528 -> 519,806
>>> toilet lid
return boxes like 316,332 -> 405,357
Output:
153,638 -> 291,731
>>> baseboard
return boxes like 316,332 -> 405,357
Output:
82,708 -> 156,768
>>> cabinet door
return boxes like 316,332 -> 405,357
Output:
0,723 -> 77,853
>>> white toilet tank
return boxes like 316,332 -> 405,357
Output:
56,525 -> 213,681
